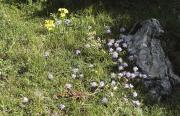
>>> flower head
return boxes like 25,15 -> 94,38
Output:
44,20 -> 55,31
58,8 -> 69,18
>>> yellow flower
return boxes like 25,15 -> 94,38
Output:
60,13 -> 66,18
44,20 -> 55,31
58,8 -> 69,14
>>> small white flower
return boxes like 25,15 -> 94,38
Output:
48,72 -> 54,80
64,19 -> 71,26
129,83 -> 134,88
22,97 -> 29,103
122,43 -> 128,48
116,47 -> 122,52
90,82 -> 98,87
88,64 -> 94,68
132,92 -> 138,97
124,84 -> 130,88
65,83 -> 72,90
99,81 -> 105,88
114,42 -> 119,48
75,50 -> 81,55
88,26 -> 92,30
72,68 -> 79,74
118,73 -> 123,78
55,20 -> 62,25
107,42 -> 113,47
79,74 -> 84,78
133,66 -> 139,72
139,73 -> 143,78
101,97 -> 108,104
125,72 -> 131,78
111,80 -> 116,86
143,74 -> 148,78
118,66 -> 124,71
109,39 -> 115,44
132,100 -> 141,106
110,92 -> 114,97
131,73 -> 136,78
112,52 -> 119,59
110,73 -> 116,79
106,29 -> 111,34
109,48 -> 114,53
44,51 -> 50,58
71,74 -> 76,79
84,44 -> 91,48
122,62 -> 128,67
59,104 -> 65,110
118,58 -> 123,63
113,86 -> 118,90
123,97 -> 128,102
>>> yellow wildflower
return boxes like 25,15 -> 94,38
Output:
58,8 -> 69,18
58,8 -> 69,14
44,20 -> 55,31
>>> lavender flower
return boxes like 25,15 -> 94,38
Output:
109,48 -> 114,53
118,66 -> 124,71
116,47 -> 122,52
114,42 -> 119,48
125,72 -> 131,78
112,52 -> 119,59
122,43 -> 128,48
122,62 -> 128,67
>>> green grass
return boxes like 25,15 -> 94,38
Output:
0,1 -> 180,115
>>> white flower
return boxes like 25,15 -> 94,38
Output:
88,64 -> 94,68
22,97 -> 29,103
99,81 -> 105,88
129,83 -> 134,88
71,74 -> 76,79
118,66 -> 124,71
110,73 -> 116,78
118,58 -> 123,63
123,97 -> 128,102
90,82 -> 98,87
88,26 -> 92,30
125,72 -> 131,78
109,48 -> 114,53
59,104 -> 65,110
143,74 -> 148,78
113,86 -> 118,90
79,74 -> 84,78
112,52 -> 119,59
109,39 -> 115,44
106,29 -> 111,34
114,42 -> 119,48
122,43 -> 128,48
64,19 -> 71,26
48,72 -> 54,80
55,20 -> 62,25
130,73 -> 136,78
133,66 -> 138,72
118,73 -> 123,78
122,62 -> 128,67
110,92 -> 114,97
75,50 -> 81,55
107,42 -> 113,47
116,47 -> 122,52
44,51 -> 50,58
132,92 -> 138,97
124,84 -> 130,88
72,68 -> 79,74
101,97 -> 108,104
65,83 -> 72,90
111,80 -> 116,86
84,44 -> 91,48
132,100 -> 141,106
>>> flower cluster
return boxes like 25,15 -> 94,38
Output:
44,8 -> 70,31
44,20 -> 55,31
58,8 -> 69,18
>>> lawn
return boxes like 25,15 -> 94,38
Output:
0,1 -> 180,115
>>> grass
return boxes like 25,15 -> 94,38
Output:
0,1 -> 180,115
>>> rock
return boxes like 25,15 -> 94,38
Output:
126,18 -> 180,101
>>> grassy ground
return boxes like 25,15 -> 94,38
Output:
0,1 -> 180,115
